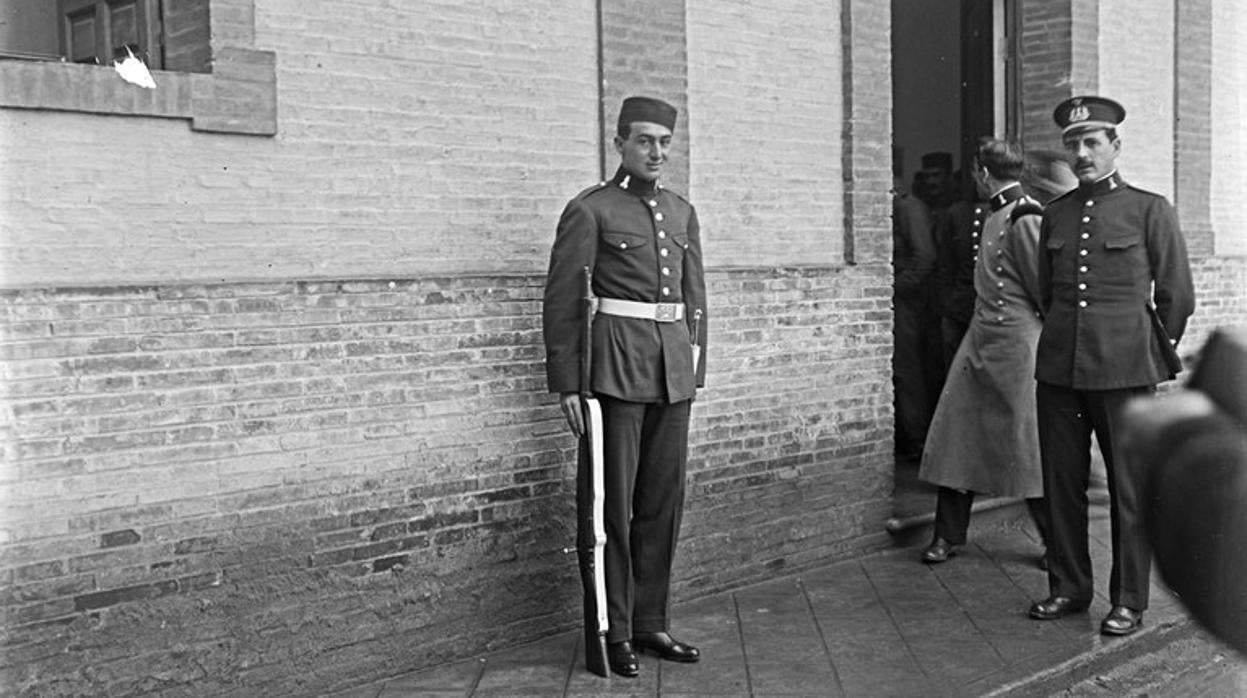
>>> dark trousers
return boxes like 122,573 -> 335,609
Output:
893,294 -> 933,456
933,487 -> 1050,547
1037,382 -> 1155,610
940,316 -> 969,373
578,395 -> 690,643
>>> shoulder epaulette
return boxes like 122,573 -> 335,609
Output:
1010,196 -> 1043,224
1049,188 -> 1077,204
572,181 -> 612,202
661,186 -> 692,207
1125,183 -> 1167,200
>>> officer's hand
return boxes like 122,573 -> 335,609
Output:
559,392 -> 585,438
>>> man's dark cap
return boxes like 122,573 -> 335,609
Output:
618,96 -> 678,133
1053,95 -> 1126,134
920,152 -> 953,172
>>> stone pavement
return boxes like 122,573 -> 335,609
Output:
333,501 -> 1246,697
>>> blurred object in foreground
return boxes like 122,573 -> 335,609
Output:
1131,327 -> 1247,656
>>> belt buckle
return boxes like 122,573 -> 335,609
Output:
655,303 -> 677,322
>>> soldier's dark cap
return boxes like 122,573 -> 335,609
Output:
618,96 -> 678,132
1053,95 -> 1126,135
920,152 -> 953,172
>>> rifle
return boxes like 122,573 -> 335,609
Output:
576,265 -> 610,677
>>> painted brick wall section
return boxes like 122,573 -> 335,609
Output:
0,267 -> 895,695
600,0 -> 690,194
0,0 -> 599,287
685,0 -> 846,267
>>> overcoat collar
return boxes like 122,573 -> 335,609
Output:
989,183 -> 1025,211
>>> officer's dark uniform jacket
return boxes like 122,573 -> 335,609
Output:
544,166 -> 707,402
1036,171 -> 1195,390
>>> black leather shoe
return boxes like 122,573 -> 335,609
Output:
1101,606 -> 1144,636
607,641 -> 639,677
1028,596 -> 1090,620
921,537 -> 960,564
1037,552 -> 1049,571
632,631 -> 700,663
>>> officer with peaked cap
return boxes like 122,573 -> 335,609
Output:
1026,95 -> 1195,636
543,96 -> 706,677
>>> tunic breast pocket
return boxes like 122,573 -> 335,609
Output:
602,230 -> 650,253
1102,234 -> 1144,274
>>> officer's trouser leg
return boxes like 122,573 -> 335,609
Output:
1086,386 -> 1155,611
1026,497 -> 1052,549
599,397 -> 690,642
1037,382 -> 1094,603
933,487 -> 974,545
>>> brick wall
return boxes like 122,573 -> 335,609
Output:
0,267 -> 893,695
686,0 -> 846,266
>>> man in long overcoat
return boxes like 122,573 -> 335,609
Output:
543,96 -> 707,677
919,138 -> 1050,564
1026,96 -> 1195,636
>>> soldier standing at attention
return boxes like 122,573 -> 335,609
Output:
1027,96 -> 1195,636
543,96 -> 706,677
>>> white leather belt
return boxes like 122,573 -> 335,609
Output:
597,298 -> 685,322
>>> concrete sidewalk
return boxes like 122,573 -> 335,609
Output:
333,503 -> 1245,697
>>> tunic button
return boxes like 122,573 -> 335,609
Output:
972,231 -> 979,239
620,242 -> 628,249
996,249 -> 1004,256
972,244 -> 979,251
973,220 -> 981,228
1080,249 -> 1088,257
1079,300 -> 1088,308
662,267 -> 670,276
1082,216 -> 1091,223
1085,200 -> 1095,207
975,207 -> 983,214
660,248 -> 669,257
1080,265 -> 1088,273
995,266 -> 1003,273
1078,283 -> 1087,291
648,200 -> 657,207
996,299 -> 1005,307
997,316 -> 1005,323
1081,232 -> 1090,240
658,231 -> 666,239
996,282 -> 1004,289
661,287 -> 670,296
655,212 -> 665,222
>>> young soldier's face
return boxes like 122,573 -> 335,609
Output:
615,122 -> 672,182
1062,128 -> 1121,183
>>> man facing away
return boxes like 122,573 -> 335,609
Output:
542,96 -> 707,677
919,138 -> 1050,566
1027,96 -> 1195,636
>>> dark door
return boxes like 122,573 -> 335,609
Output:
959,0 -> 995,198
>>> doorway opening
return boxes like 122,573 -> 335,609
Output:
889,0 -> 1016,525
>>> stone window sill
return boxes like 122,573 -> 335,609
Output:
0,46 -> 276,136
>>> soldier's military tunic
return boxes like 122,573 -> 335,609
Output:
543,166 -> 707,643
1035,171 -> 1195,611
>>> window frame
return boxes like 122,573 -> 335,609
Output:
0,0 -> 275,137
